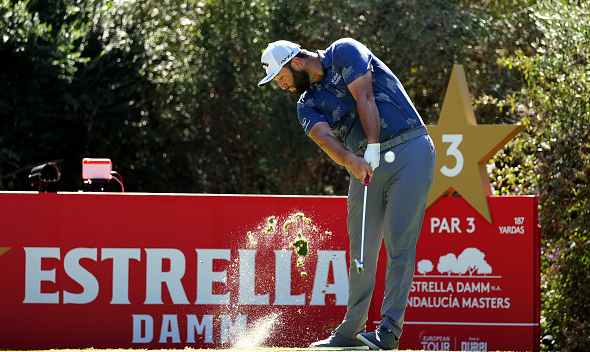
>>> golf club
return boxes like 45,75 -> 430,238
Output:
354,175 -> 370,274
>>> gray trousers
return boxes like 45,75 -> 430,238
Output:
335,134 -> 436,339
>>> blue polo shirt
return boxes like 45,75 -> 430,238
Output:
297,38 -> 424,154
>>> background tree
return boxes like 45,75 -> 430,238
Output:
0,0 -> 90,189
1,0 -> 536,194
490,0 -> 590,349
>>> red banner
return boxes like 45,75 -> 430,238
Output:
0,192 -> 538,351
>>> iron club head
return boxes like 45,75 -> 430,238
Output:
354,259 -> 364,274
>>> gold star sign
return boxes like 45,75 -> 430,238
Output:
0,247 -> 10,257
426,65 -> 524,223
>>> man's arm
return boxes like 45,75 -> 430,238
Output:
309,122 -> 372,181
309,70 -> 382,182
347,70 -> 381,171
347,70 -> 380,144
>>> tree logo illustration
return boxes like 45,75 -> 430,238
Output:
417,248 -> 492,276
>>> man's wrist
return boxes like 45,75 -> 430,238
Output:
366,143 -> 380,151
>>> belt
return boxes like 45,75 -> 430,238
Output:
355,125 -> 428,155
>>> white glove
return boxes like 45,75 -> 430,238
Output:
364,143 -> 380,170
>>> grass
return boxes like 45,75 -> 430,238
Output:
5,348 -> 523,351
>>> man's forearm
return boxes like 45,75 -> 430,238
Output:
356,94 -> 381,145
309,121 -> 372,180
309,123 -> 356,167
348,71 -> 381,144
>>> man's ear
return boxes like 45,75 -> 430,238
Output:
290,57 -> 303,70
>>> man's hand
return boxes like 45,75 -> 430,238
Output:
364,143 -> 380,170
344,154 -> 372,182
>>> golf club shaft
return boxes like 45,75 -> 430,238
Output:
360,175 -> 369,266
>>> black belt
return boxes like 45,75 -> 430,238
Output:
355,125 -> 428,155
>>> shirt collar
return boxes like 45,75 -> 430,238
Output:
317,49 -> 331,69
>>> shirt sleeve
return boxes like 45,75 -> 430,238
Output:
332,38 -> 374,85
297,95 -> 325,136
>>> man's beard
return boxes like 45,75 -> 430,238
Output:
289,66 -> 311,95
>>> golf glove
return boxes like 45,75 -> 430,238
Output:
364,143 -> 380,170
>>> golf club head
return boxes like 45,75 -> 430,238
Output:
354,259 -> 364,274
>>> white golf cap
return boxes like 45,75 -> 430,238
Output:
258,40 -> 301,87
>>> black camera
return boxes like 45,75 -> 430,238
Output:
29,163 -> 61,192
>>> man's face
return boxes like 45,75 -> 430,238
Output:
274,63 -> 311,95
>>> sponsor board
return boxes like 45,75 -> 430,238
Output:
0,192 -> 350,349
0,192 -> 538,350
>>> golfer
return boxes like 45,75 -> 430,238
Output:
258,38 -> 435,350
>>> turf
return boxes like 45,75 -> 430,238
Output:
11,348 -> 519,352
